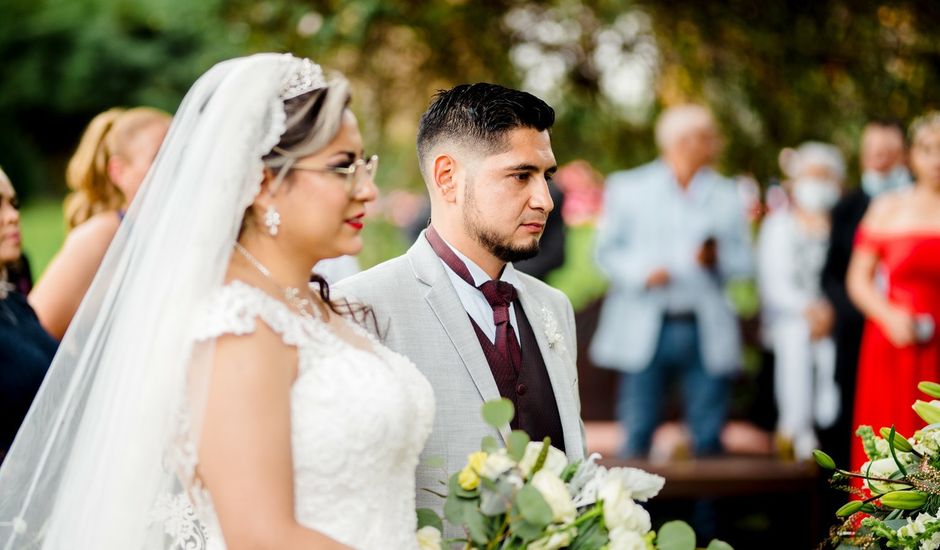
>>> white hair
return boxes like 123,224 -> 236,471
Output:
779,141 -> 846,182
655,104 -> 714,150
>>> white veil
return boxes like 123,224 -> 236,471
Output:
0,53 -> 305,549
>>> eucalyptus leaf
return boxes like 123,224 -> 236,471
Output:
509,516 -> 545,542
416,508 -> 443,532
443,492 -> 466,525
656,520 -> 697,550
507,430 -> 531,462
481,435 -> 500,454
516,484 -> 553,527
465,508 -> 491,545
705,539 -> 734,550
482,399 -> 515,429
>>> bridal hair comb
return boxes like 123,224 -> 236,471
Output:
280,56 -> 328,100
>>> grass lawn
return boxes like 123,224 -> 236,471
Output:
19,198 -> 66,279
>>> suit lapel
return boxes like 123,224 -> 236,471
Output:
407,234 -> 510,443
516,279 -> 584,459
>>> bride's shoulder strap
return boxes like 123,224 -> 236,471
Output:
195,280 -> 307,347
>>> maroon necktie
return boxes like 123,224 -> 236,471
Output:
425,227 -> 523,375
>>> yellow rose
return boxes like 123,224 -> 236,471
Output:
458,451 -> 488,490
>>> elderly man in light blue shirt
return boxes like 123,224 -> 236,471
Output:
590,104 -> 753,458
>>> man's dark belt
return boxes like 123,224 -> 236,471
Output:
663,311 -> 696,323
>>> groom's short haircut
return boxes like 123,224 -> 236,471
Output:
416,83 -> 555,176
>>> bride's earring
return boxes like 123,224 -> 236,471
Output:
264,205 -> 281,236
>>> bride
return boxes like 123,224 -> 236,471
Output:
0,53 -> 434,549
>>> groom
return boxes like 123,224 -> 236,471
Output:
336,83 -> 585,510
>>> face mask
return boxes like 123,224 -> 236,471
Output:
792,177 -> 840,212
862,166 -> 912,196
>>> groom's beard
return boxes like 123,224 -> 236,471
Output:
463,185 -> 540,264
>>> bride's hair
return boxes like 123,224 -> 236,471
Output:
246,73 -> 375,326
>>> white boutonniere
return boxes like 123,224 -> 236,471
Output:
540,306 -> 565,353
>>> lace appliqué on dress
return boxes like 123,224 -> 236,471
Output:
179,281 -> 435,549
151,493 -> 209,550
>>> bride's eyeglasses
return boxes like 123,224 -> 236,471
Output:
291,155 -> 379,198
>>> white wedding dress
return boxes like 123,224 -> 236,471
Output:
191,281 -> 436,550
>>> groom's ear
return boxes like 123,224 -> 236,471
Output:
432,154 -> 458,203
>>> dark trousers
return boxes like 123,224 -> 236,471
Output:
618,317 -> 731,458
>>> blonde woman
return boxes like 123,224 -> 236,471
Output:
29,107 -> 170,339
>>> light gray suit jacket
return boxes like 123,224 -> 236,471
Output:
590,160 -> 754,375
334,231 -> 585,513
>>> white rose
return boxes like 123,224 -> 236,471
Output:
529,528 -> 576,550
600,476 -> 651,533
519,442 -> 568,478
416,525 -> 442,550
607,526 -> 647,550
481,449 -> 517,479
605,467 -> 664,502
531,470 -> 577,524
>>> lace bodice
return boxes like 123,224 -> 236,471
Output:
192,281 -> 435,549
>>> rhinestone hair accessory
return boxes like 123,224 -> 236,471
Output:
280,56 -> 328,101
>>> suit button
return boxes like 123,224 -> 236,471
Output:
516,383 -> 527,396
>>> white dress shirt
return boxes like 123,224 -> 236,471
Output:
437,236 -> 522,345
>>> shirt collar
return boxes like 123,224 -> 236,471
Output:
438,234 -> 522,288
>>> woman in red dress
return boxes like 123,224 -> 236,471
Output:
848,113 -> 940,474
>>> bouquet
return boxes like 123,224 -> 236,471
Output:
416,399 -> 733,550
816,381 -> 940,549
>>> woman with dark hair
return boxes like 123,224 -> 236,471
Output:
0,167 -> 56,462
848,112 -> 940,474
0,54 -> 434,549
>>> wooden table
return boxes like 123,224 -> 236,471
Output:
599,456 -> 819,499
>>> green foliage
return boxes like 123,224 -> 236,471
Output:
919,381 -> 940,399
545,225 -> 607,312
529,436 -> 551,477
857,425 -> 885,461
19,198 -> 65,277
656,520 -> 697,550
480,435 -> 500,454
813,449 -> 837,470
641,1 -> 940,183
481,399 -> 515,430
506,430 -> 530,462
416,508 -> 443,532
512,484 -> 553,540
569,511 -> 608,550
444,472 -> 477,524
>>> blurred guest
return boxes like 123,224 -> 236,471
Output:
0,167 -> 57,461
591,104 -> 754,458
848,113 -> 940,473
553,160 -> 604,226
514,180 -> 566,280
29,107 -> 170,339
313,255 -> 361,285
820,120 -> 910,466
758,142 -> 844,459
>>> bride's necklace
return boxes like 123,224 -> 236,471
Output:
233,242 -> 319,321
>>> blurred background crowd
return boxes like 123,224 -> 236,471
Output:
4,0 -> 940,545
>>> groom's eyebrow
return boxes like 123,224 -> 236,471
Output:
505,163 -> 558,176
505,163 -> 539,173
